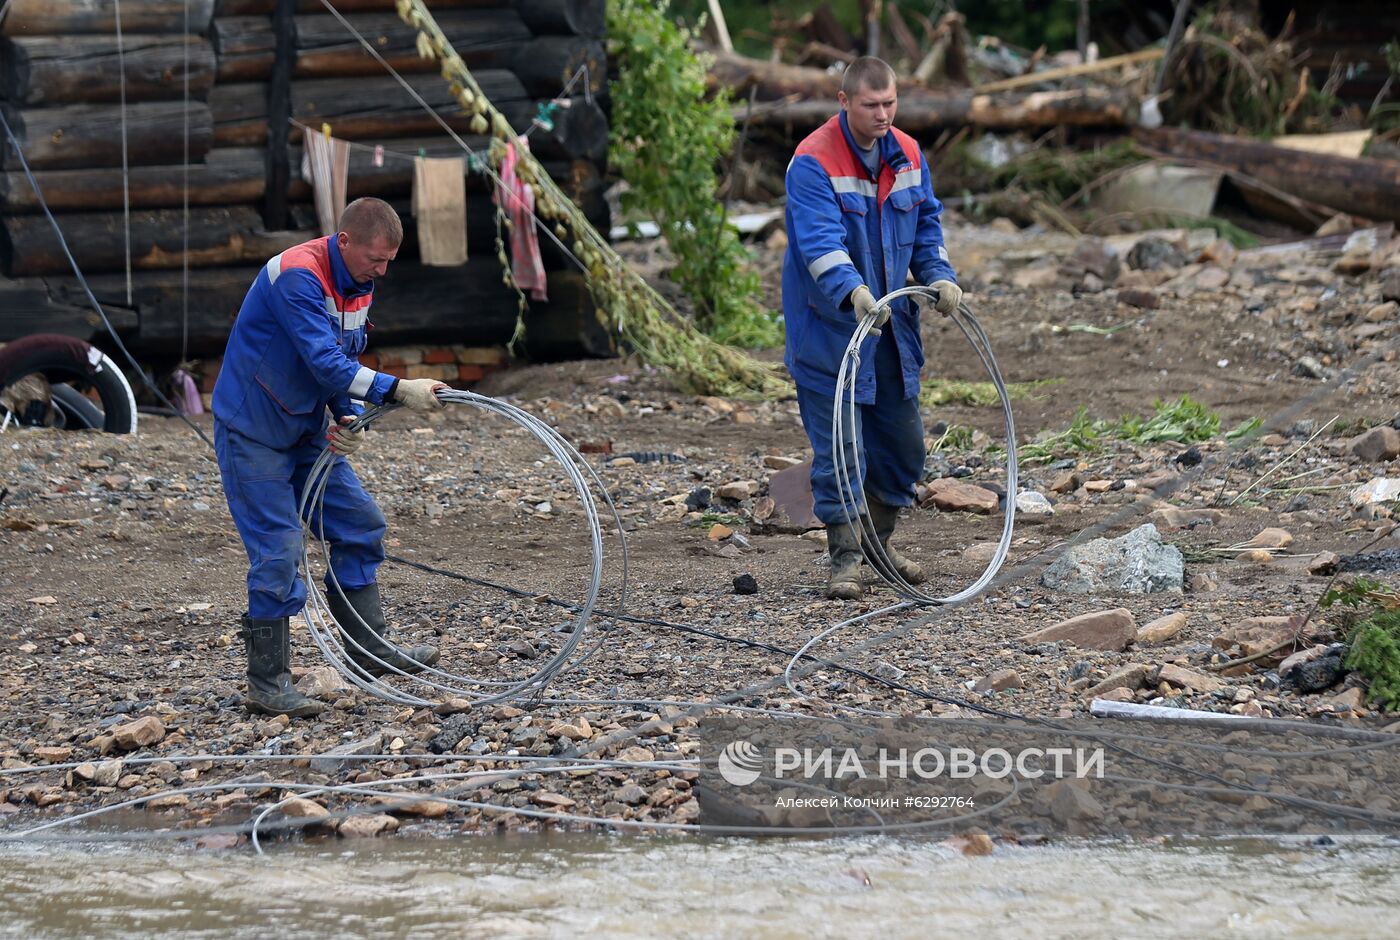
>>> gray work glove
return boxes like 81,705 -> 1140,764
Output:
394,378 -> 446,411
927,279 -> 963,315
849,285 -> 891,334
327,416 -> 365,456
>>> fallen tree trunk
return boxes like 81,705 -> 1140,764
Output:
0,0 -> 214,34
0,206 -> 308,277
1134,127 -> 1400,224
209,74 -> 607,162
0,35 -> 216,106
0,102 -> 213,170
742,87 -> 1137,133
213,12 -> 604,98
214,0 -> 604,36
712,50 -> 1136,129
707,49 -> 848,101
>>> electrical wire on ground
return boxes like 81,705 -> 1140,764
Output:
297,389 -> 630,707
785,288 -> 1017,705
2,697 -> 1392,850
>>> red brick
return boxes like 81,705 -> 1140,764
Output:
422,348 -> 456,365
380,364 -> 407,378
197,358 -> 222,393
457,364 -> 484,382
358,352 -> 379,370
405,364 -> 455,381
455,346 -> 508,366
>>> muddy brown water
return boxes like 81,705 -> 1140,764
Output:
0,834 -> 1397,938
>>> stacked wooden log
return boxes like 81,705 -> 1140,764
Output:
0,0 -> 611,363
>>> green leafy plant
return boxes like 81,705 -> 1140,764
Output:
1347,616 -> 1400,711
1116,395 -> 1221,444
396,0 -> 790,398
1321,577 -> 1400,711
1015,396 -> 1258,464
607,0 -> 781,349
1225,416 -> 1264,441
1321,576 -> 1391,612
1365,40 -> 1400,133
930,424 -> 976,453
919,376 -> 1060,409
1017,407 -> 1108,464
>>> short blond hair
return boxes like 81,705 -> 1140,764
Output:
339,197 -> 403,245
842,56 -> 897,96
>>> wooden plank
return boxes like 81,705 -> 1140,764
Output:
971,48 -> 1163,94
0,101 -> 213,170
0,35 -> 216,105
1,1 -> 215,35
1272,130 -> 1372,159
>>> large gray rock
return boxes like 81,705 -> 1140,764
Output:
1041,523 -> 1184,594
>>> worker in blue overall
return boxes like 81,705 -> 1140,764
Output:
782,57 -> 963,600
213,197 -> 446,717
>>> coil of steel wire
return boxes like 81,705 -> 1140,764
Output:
296,389 -> 628,707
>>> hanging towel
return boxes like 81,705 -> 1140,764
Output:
302,127 -> 349,236
493,139 -> 548,302
170,368 -> 203,416
412,156 -> 468,266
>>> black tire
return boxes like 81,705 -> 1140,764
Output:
49,383 -> 105,430
0,334 -> 138,434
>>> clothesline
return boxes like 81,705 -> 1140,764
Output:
310,0 -> 594,291
291,119 -> 549,286
285,69 -> 589,176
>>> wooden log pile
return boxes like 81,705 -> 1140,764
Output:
0,0 -> 611,362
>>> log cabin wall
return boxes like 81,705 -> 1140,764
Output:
0,0 -> 612,366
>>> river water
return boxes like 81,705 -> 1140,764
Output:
1,834 -> 1397,938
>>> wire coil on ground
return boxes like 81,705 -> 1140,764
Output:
783,289 -> 1019,702
296,389 -> 628,706
833,287 -> 1018,604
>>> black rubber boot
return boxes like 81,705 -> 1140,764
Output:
242,615 -> 324,718
329,583 -> 439,677
865,499 -> 926,585
825,521 -> 864,600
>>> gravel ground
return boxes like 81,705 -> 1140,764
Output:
2,217 -> 1399,841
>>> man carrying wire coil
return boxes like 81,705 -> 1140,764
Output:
212,197 -> 447,717
782,57 -> 963,600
